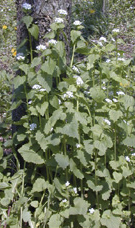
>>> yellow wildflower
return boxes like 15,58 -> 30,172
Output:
120,82 -> 129,87
11,48 -> 16,53
2,25 -> 7,30
89,9 -> 95,14
14,27 -> 17,30
12,51 -> 17,57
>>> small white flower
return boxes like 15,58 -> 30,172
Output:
106,59 -> 110,63
30,123 -> 37,131
131,153 -> 135,156
22,3 -> 32,10
99,36 -> 107,42
58,9 -> 67,15
98,41 -> 103,46
55,17 -> 64,24
16,53 -> 25,61
62,199 -> 67,203
72,66 -> 80,73
116,91 -> 125,96
32,84 -> 41,90
113,98 -> 118,103
51,127 -> 53,132
103,119 -> 111,125
39,88 -> 46,92
73,187 -> 77,194
105,98 -> 112,103
28,100 -> 32,105
117,57 -> 125,62
63,91 -> 74,99
73,20 -> 82,26
89,208 -> 95,214
123,120 -> 129,125
73,76 -> 84,86
111,38 -> 115,42
102,87 -> 106,90
48,39 -> 57,45
36,44 -> 46,51
65,181 -> 70,187
58,99 -> 62,105
76,143 -> 81,148
2,113 -> 6,118
112,28 -> 119,33
125,156 -> 130,162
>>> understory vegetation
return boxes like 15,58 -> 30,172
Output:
0,0 -> 135,228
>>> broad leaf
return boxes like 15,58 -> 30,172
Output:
55,153 -> 69,170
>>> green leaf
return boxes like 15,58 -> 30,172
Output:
101,210 -> 121,228
122,135 -> 135,148
56,119 -> 79,140
0,182 -> 9,189
48,214 -> 62,228
37,73 -> 52,93
22,208 -> 31,223
19,64 -> 29,74
28,24 -> 39,40
36,101 -> 48,116
90,86 -> 105,103
55,153 -> 69,170
55,41 -> 65,57
70,158 -> 84,179
18,143 -> 44,164
77,150 -> 87,166
109,110 -> 123,122
120,94 -> 134,109
41,58 -> 56,74
49,95 -> 59,109
22,16 -> 33,28
70,197 -> 89,215
13,76 -> 26,89
113,172 -> 122,183
32,178 -> 48,192
87,54 -> 100,70
91,124 -> 103,139
84,140 -> 94,155
35,131 -> 48,152
46,134 -> 61,146
30,201 -> 39,208
87,180 -> 103,192
94,140 -> 107,156
71,30 -> 81,43
31,57 -> 41,68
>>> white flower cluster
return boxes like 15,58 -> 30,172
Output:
103,118 -> 111,126
73,75 -> 84,86
116,91 -> 125,96
76,143 -> 81,148
73,187 -> 77,194
58,9 -> 67,16
55,17 -> 64,24
89,208 -> 95,214
105,98 -> 112,103
73,20 -> 82,26
30,123 -> 37,131
112,28 -> 120,33
125,156 -> 130,162
16,53 -> 25,61
72,66 -> 80,73
32,84 -> 46,92
106,59 -> 111,63
65,181 -> 70,187
117,57 -> 125,62
62,199 -> 67,203
99,36 -> 107,42
63,91 -> 74,99
22,3 -> 32,10
36,44 -> 46,51
113,98 -> 118,103
48,39 -> 57,46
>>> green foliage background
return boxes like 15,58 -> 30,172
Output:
0,1 -> 135,228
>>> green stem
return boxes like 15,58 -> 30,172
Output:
63,137 -> 68,181
28,32 -> 33,62
95,150 -> 99,208
114,124 -> 117,160
70,44 -> 75,68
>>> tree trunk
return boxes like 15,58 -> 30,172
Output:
13,0 -> 72,134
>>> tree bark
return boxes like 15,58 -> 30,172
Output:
13,0 -> 72,135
